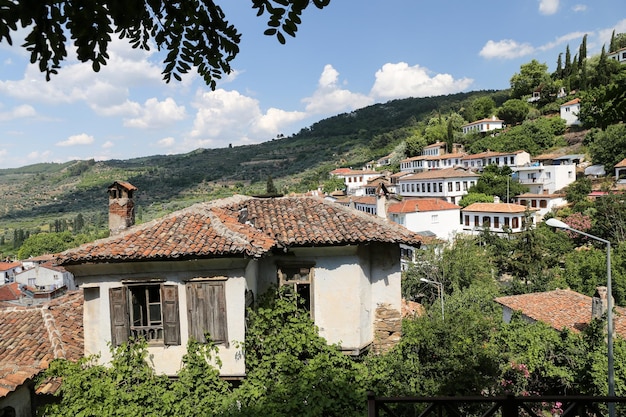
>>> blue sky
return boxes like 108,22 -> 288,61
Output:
0,0 -> 624,169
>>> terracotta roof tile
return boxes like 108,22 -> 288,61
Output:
0,291 -> 83,397
561,98 -> 581,107
615,158 -> 626,169
495,289 -> 626,337
0,261 -> 21,272
388,198 -> 460,213
463,202 -> 530,213
57,196 -> 423,265
401,167 -> 479,181
0,283 -> 21,301
461,150 -> 525,160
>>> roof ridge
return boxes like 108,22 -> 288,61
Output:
206,207 -> 270,256
41,306 -> 66,360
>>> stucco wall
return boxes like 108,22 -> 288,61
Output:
71,258 -> 249,377
0,384 -> 32,417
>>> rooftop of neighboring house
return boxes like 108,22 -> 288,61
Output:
462,202 -> 531,213
495,288 -> 626,337
388,198 -> 460,214
0,282 -> 20,301
461,116 -> 504,127
516,192 -> 565,199
0,290 -> 83,398
401,167 -> 479,181
560,98 -> 581,107
615,158 -> 626,168
461,150 -> 526,160
56,195 -> 424,266
329,168 -> 379,176
0,261 -> 22,272
401,152 -> 467,163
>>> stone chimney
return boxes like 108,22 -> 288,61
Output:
592,286 -> 612,320
108,181 -> 137,235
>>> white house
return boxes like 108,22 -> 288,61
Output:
329,168 -> 380,195
461,202 -> 535,235
560,98 -> 581,126
608,46 -> 626,64
397,167 -> 480,205
388,198 -> 461,241
461,116 -> 504,134
512,163 -> 576,194
461,150 -> 531,171
515,193 -> 567,218
400,142 -> 466,173
15,262 -> 75,292
0,261 -> 22,284
56,192 -> 423,377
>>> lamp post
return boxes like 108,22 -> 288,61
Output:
546,218 -> 615,417
420,278 -> 444,320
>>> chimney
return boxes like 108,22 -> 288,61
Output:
376,184 -> 389,219
108,181 -> 137,235
493,196 -> 500,204
592,286 -> 612,320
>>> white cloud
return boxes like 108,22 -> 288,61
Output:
302,64 -> 374,114
538,31 -> 587,51
157,137 -> 176,148
56,133 -> 95,147
369,62 -> 473,100
539,0 -> 559,15
479,39 -> 536,59
124,98 -> 186,129
102,141 -> 114,149
572,4 -> 587,12
0,104 -> 36,121
26,150 -> 52,161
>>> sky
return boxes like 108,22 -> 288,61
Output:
0,1 -> 624,169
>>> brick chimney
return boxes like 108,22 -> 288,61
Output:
108,181 -> 137,235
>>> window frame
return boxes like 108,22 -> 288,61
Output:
186,279 -> 229,346
278,262 -> 315,317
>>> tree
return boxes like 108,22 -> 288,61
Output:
497,99 -> 529,126
0,0 -> 331,88
265,175 -> 278,194
509,60 -> 551,99
579,71 -> 626,129
17,231 -> 78,259
405,134 -> 427,157
469,165 -> 528,203
587,124 -> 626,172
459,192 -> 494,208
564,177 -> 592,206
322,176 -> 345,194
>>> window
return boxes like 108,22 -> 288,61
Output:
512,217 -> 519,229
456,182 -> 461,191
482,216 -> 491,228
494,217 -> 500,228
448,182 -> 453,192
186,281 -> 228,345
278,263 -> 314,313
427,183 -> 431,193
438,183 -> 443,193
531,199 -> 537,208
540,200 -> 547,208
431,214 -> 439,224
504,217 -> 510,227
464,215 -> 469,226
109,284 -> 180,347
463,181 -> 468,191
474,215 -> 479,226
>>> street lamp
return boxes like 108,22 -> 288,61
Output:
420,278 -> 444,320
546,217 -> 615,417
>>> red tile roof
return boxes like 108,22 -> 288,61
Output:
463,202 -> 530,213
495,289 -> 626,337
561,98 -> 581,107
615,158 -> 626,168
109,180 -> 137,191
461,150 -> 525,160
0,261 -> 21,272
0,283 -> 20,301
402,167 -> 479,181
0,291 -> 83,398
388,198 -> 460,214
57,196 -> 423,265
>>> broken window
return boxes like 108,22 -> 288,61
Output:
109,284 -> 180,347
278,263 -> 314,313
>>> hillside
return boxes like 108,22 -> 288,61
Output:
0,90 -> 501,247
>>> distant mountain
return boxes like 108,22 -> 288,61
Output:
0,90 -> 502,240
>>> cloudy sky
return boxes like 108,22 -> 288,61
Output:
0,0 -> 624,169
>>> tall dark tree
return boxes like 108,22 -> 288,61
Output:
265,176 -> 278,195
555,53 -> 563,79
610,30 -> 617,52
578,34 -> 587,67
564,45 -> 572,77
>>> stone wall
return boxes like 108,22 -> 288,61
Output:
372,303 -> 402,354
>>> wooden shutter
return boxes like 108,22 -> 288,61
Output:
161,285 -> 181,346
186,282 -> 228,345
109,287 -> 129,346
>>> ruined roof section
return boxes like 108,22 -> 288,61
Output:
0,291 -> 83,398
57,195 -> 423,265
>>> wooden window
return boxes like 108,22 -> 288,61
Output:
494,217 -> 500,229
482,216 -> 491,228
504,217 -> 510,227
512,217 -> 519,229
109,284 -> 180,347
474,215 -> 479,226
278,263 -> 314,314
464,215 -> 469,226
540,200 -> 547,208
448,182 -> 453,192
186,281 -> 228,345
